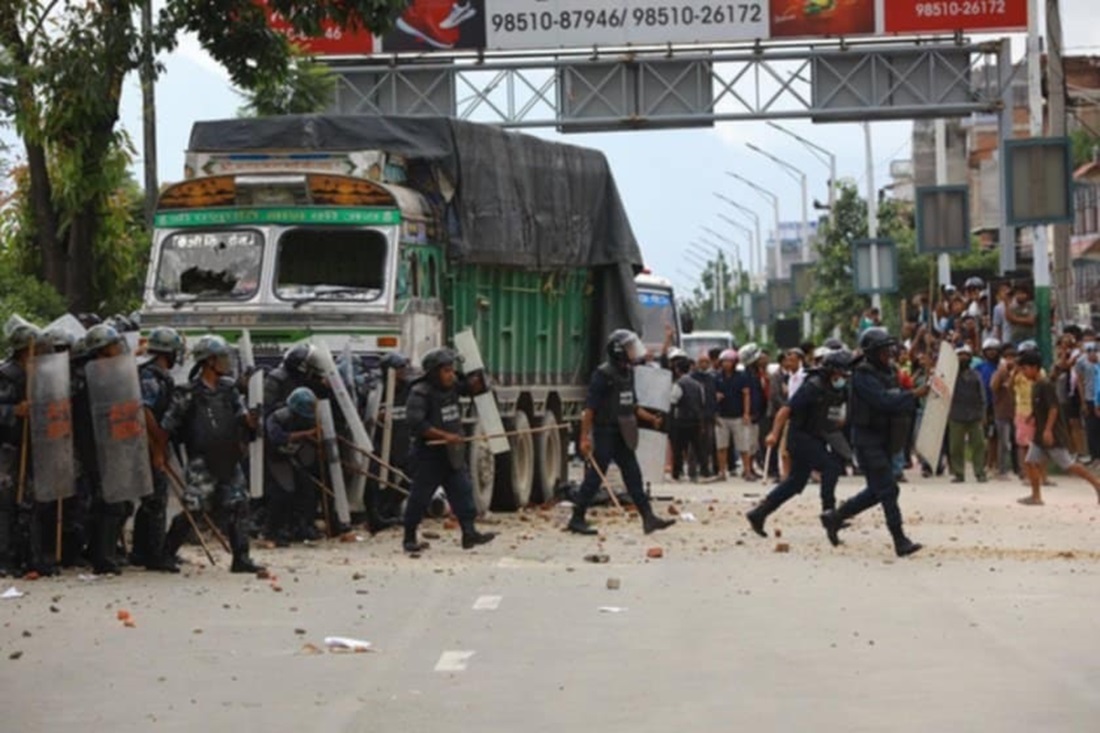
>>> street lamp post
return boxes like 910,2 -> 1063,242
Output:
727,172 -> 780,280
701,226 -> 742,280
688,241 -> 724,312
746,142 -> 811,266
713,217 -> 753,285
713,192 -> 762,280
767,122 -> 838,228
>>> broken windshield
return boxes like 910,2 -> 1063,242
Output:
155,230 -> 263,301
275,228 -> 388,303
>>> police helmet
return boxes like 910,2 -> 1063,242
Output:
738,343 -> 761,367
823,337 -> 846,351
8,324 -> 42,354
380,352 -> 409,372
821,349 -> 857,374
84,324 -> 123,355
191,334 -> 231,364
606,329 -> 644,366
70,337 -> 89,362
422,347 -> 458,374
858,327 -> 898,354
981,338 -> 1002,353
146,327 -> 184,360
43,328 -> 76,353
283,344 -> 315,375
287,387 -> 318,419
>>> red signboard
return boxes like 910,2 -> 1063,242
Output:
885,0 -> 1028,34
265,7 -> 375,56
770,0 -> 876,39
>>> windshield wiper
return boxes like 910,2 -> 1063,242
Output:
290,287 -> 378,309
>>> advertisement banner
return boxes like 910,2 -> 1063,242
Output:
884,0 -> 1028,34
770,0 -> 875,39
265,7 -> 375,55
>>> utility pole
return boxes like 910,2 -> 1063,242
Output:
1029,0 -> 1052,366
864,122 -> 882,311
1047,0 -> 1072,325
140,0 -> 158,228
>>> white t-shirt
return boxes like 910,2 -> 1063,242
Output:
787,367 -> 807,399
993,302 -> 1011,344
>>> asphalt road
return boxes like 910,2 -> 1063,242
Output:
3,473 -> 1100,732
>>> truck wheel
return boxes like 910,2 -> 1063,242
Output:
534,412 -> 565,504
468,423 -> 495,515
495,410 -> 535,510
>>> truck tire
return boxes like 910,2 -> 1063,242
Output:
468,423 -> 496,515
534,412 -> 565,504
495,410 -> 535,510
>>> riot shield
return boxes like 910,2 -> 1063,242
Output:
634,366 -> 673,413
317,400 -> 351,525
29,353 -> 76,502
85,354 -> 154,503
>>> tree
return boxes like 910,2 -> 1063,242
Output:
238,47 -> 337,117
0,0 -> 406,311
804,183 -> 870,342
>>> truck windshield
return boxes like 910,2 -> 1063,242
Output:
276,228 -> 388,302
155,230 -> 263,301
637,288 -> 676,348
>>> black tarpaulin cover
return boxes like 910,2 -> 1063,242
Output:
187,115 -> 643,341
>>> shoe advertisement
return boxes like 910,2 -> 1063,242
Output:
769,0 -> 876,38
384,0 -> 486,52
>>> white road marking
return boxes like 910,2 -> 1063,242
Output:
472,595 -> 502,611
434,651 -> 475,673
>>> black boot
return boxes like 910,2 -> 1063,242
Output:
567,506 -> 597,535
641,506 -> 675,535
403,526 -> 430,554
890,526 -> 923,557
460,520 -> 496,549
746,495 -> 779,538
228,513 -> 264,574
820,509 -> 845,547
91,516 -> 122,576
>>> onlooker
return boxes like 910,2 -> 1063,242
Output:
1017,350 -> 1100,506
992,282 -> 1013,344
692,354 -> 719,479
1079,339 -> 1100,463
1006,285 -> 1036,346
990,345 -> 1018,480
732,344 -> 766,482
963,277 -> 985,318
976,339 -> 1001,475
713,349 -> 741,480
947,345 -> 987,483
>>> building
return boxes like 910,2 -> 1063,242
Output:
766,220 -> 819,280
1071,156 -> 1100,323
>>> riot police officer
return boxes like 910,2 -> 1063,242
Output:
820,328 -> 929,557
264,387 -> 320,547
264,344 -> 327,418
746,349 -> 855,537
402,348 -> 496,554
569,330 -> 675,536
0,324 -> 52,576
367,352 -> 411,533
161,335 -> 264,574
131,327 -> 183,572
73,324 -> 132,575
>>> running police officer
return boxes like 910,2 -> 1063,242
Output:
0,324 -> 52,577
264,387 -> 320,546
745,349 -> 856,537
160,335 -> 264,573
368,352 -> 411,533
820,328 -> 929,557
402,348 -> 496,554
131,327 -> 184,572
568,330 -> 676,536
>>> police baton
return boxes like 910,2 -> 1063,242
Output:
584,453 -> 625,514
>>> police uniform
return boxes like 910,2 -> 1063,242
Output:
568,332 -> 675,536
746,366 -> 849,537
402,349 -> 495,553
264,404 -> 319,544
162,375 -> 261,572
821,329 -> 922,557
0,356 -> 55,576
131,360 -> 176,569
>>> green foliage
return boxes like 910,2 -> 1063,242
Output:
1070,128 -> 1099,168
804,184 -> 870,342
238,47 -> 338,117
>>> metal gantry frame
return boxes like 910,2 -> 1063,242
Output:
329,38 -> 1010,128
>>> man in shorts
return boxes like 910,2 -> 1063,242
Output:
1017,350 -> 1100,506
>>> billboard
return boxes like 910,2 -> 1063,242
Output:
266,7 -> 375,55
270,0 -> 1028,56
